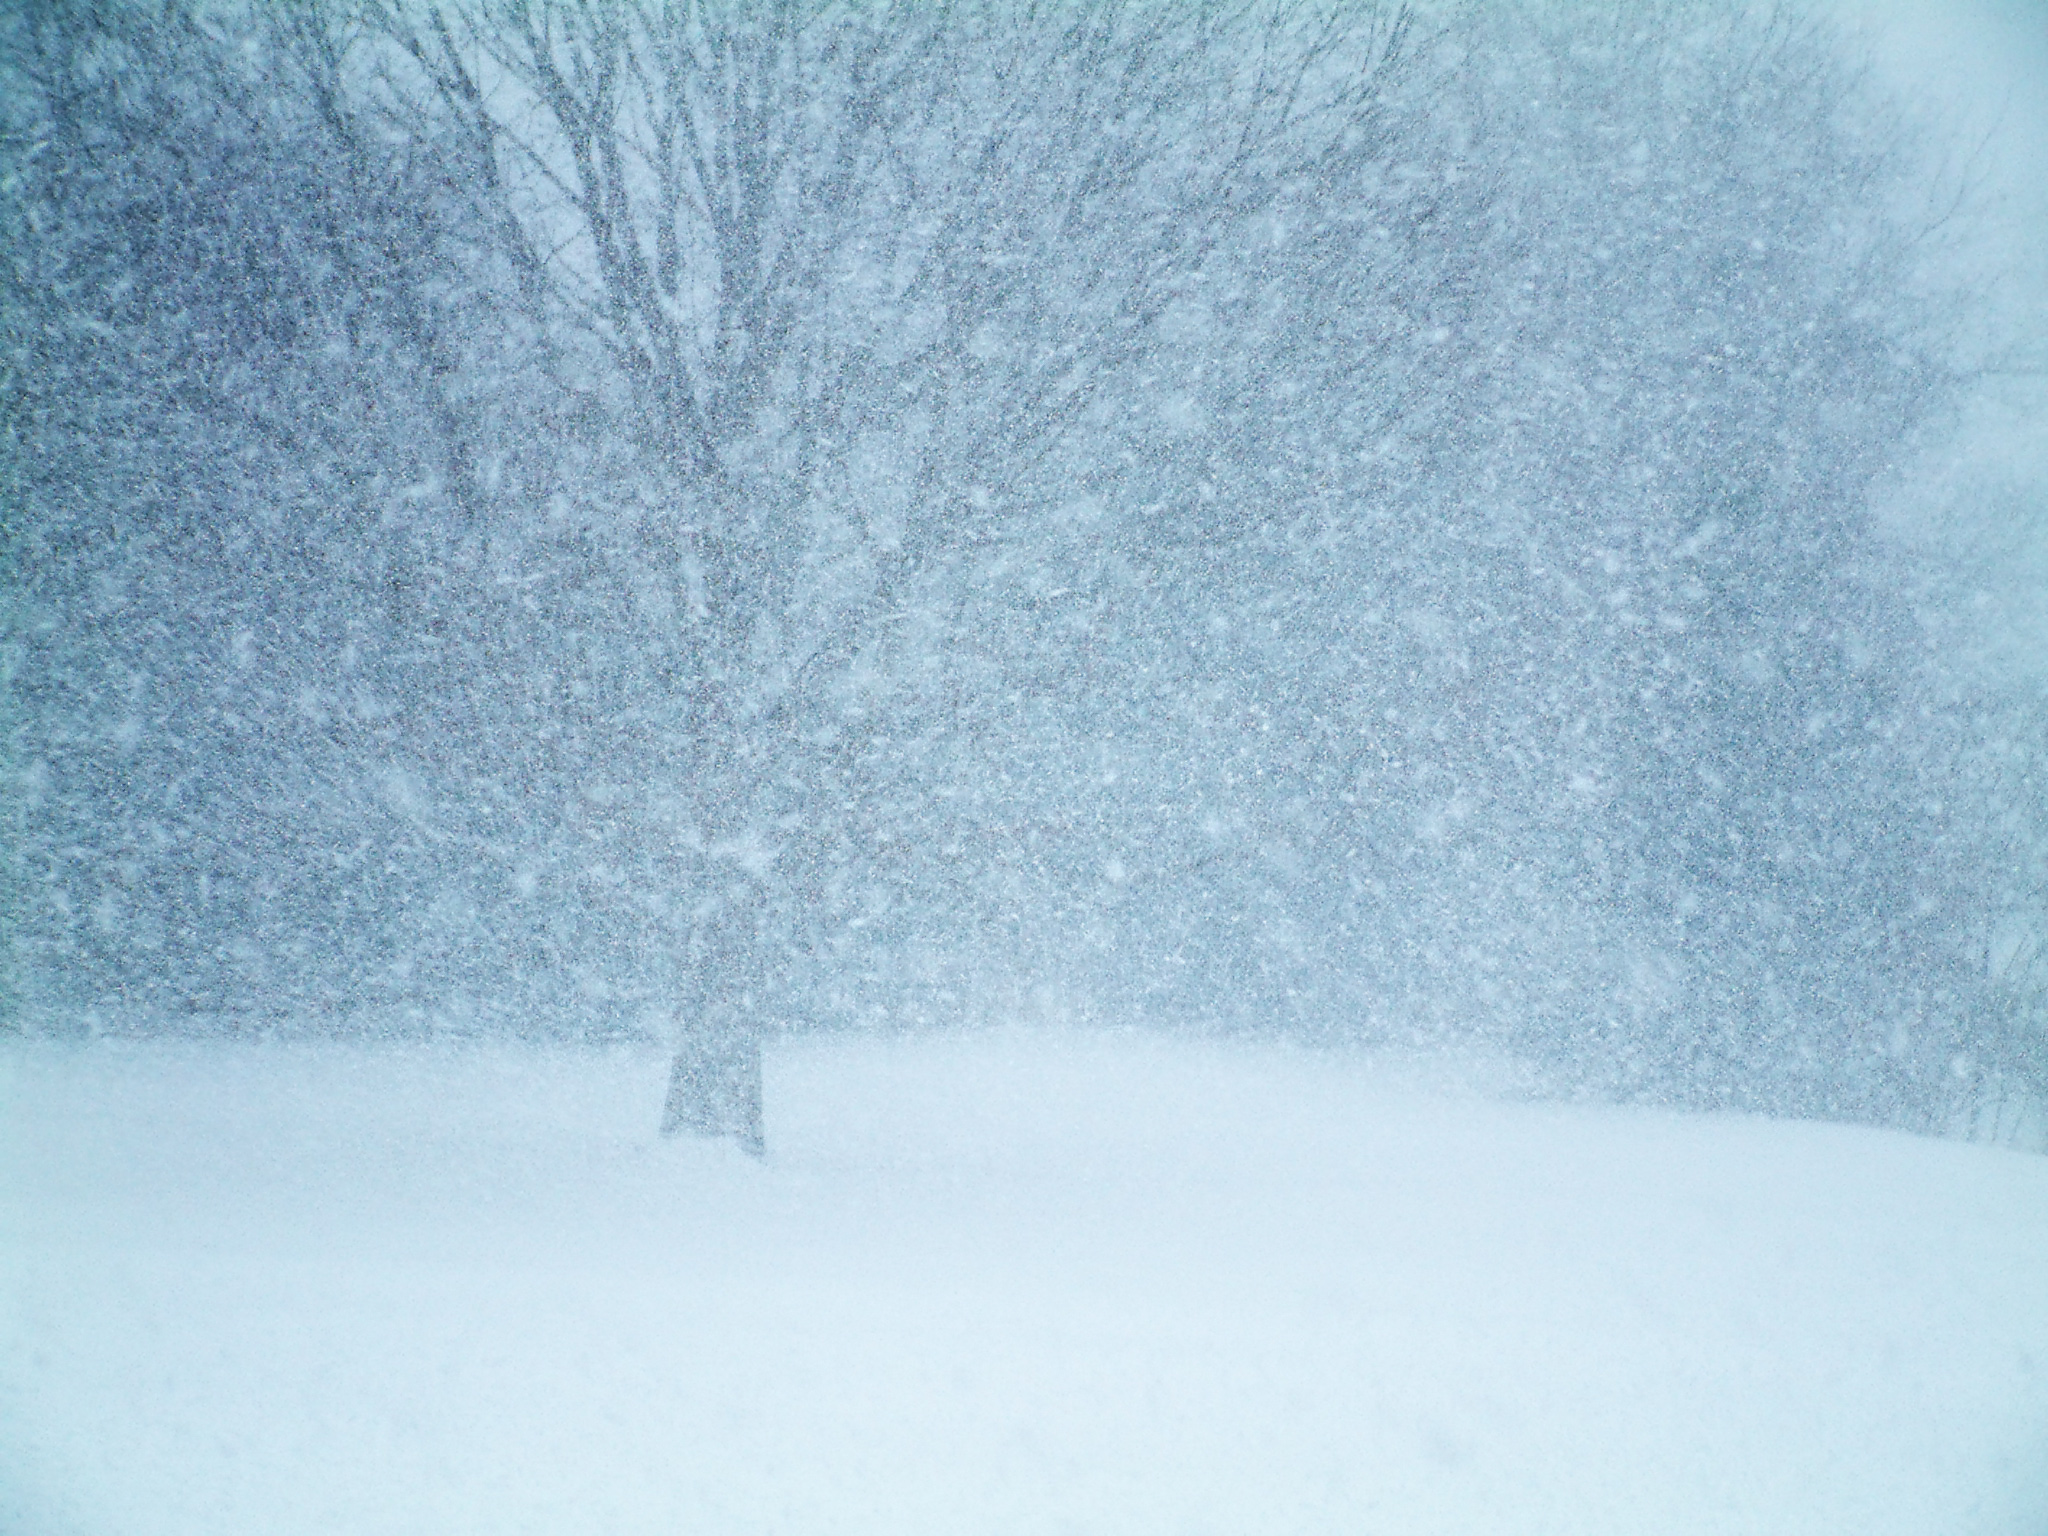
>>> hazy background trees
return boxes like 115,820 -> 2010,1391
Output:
4,0 -> 2042,1138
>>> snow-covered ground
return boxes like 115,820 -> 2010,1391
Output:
2,1029 -> 2045,1535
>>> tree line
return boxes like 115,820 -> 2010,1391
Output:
4,0 -> 2042,1136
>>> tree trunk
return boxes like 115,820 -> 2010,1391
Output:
660,909 -> 768,1154
660,1016 -> 765,1154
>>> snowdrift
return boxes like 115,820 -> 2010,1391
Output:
3,1030 -> 2045,1535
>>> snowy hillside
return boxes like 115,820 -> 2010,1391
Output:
3,1031 -> 2045,1535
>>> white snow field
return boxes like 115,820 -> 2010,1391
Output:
2,1030 -> 2045,1536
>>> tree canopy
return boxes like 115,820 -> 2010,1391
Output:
4,0 -> 2041,1134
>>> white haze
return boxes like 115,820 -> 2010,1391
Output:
5,2 -> 2048,1527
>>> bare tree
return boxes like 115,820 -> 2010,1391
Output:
322,0 -> 1415,1146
